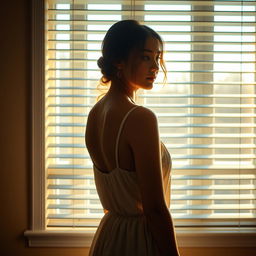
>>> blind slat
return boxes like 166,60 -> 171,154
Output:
47,164 -> 255,170
48,194 -> 256,201
48,204 -> 256,211
47,174 -> 256,180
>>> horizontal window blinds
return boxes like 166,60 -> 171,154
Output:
46,0 -> 256,228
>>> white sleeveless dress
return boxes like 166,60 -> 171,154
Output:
89,106 -> 172,256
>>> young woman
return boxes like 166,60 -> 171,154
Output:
85,20 -> 180,256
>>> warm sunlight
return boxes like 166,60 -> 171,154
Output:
46,1 -> 255,228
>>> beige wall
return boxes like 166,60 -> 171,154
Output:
1,0 -> 255,255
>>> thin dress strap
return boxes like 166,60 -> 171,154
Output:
115,106 -> 140,168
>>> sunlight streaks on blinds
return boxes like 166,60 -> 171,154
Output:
45,0 -> 256,228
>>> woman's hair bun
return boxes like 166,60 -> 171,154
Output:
97,56 -> 105,69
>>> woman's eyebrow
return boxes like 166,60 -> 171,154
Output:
143,49 -> 161,54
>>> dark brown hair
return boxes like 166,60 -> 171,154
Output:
96,20 -> 167,100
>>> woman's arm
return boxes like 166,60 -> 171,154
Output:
128,106 -> 180,256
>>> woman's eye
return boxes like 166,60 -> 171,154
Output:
141,55 -> 150,61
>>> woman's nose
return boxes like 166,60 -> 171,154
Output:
151,60 -> 159,71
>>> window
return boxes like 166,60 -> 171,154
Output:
25,0 -> 256,247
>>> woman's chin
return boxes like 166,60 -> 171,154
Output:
130,81 -> 154,90
144,83 -> 154,89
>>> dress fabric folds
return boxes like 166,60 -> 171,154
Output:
89,106 -> 172,256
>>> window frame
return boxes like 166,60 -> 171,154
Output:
24,0 -> 256,247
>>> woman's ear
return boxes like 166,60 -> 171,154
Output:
114,60 -> 125,70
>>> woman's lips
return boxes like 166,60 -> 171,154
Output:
146,78 -> 155,83
146,76 -> 156,80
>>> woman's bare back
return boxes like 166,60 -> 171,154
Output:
85,96 -> 139,173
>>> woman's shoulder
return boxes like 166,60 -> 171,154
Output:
130,105 -> 158,124
135,105 -> 156,114
87,98 -> 105,121
125,105 -> 159,142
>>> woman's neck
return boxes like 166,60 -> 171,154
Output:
107,82 -> 137,104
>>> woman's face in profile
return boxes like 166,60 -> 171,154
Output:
122,37 -> 161,91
